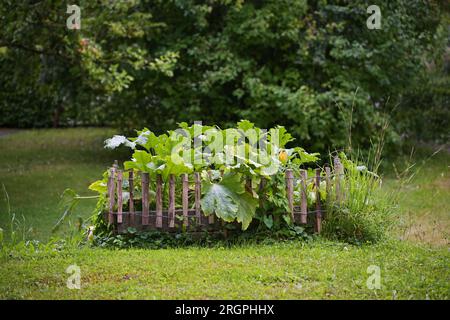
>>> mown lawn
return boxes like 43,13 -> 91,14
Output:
0,128 -> 129,241
0,128 -> 449,299
1,241 -> 448,299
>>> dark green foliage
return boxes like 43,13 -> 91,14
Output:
94,224 -> 312,249
0,1 -> 447,150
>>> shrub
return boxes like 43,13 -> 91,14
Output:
1,1 -> 446,152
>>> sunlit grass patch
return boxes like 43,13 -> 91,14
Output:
0,240 -> 448,299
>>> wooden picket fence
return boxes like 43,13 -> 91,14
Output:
106,157 -> 344,235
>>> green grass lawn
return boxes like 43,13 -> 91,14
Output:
1,241 -> 448,299
384,149 -> 450,247
0,128 -> 129,241
0,128 -> 449,299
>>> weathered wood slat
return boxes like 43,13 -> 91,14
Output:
285,169 -> 294,222
128,170 -> 134,225
315,168 -> 322,233
107,167 -> 116,225
182,174 -> 189,227
117,170 -> 123,224
194,172 -> 201,226
156,174 -> 163,228
300,169 -> 308,224
168,174 -> 176,228
141,172 -> 149,225
207,171 -> 215,225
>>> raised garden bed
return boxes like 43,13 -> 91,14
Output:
105,157 -> 345,235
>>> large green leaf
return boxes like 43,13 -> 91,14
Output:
88,180 -> 107,194
124,150 -> 152,172
233,191 -> 258,230
159,155 -> 193,180
201,173 -> 258,230
201,183 -> 239,222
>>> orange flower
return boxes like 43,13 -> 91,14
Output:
278,150 -> 288,163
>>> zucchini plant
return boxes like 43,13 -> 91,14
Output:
57,120 -> 348,237
91,120 -> 321,232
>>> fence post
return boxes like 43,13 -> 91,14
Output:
300,169 -> 308,224
128,170 -> 134,225
207,171 -> 215,225
169,174 -> 176,228
182,174 -> 189,227
194,172 -> 201,226
141,172 -> 149,225
285,169 -> 294,223
315,168 -> 322,233
117,170 -> 123,224
107,166 -> 117,225
156,174 -> 163,228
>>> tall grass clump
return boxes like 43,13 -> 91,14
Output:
0,184 -> 82,259
321,152 -> 397,244
322,98 -> 397,244
0,184 -> 34,245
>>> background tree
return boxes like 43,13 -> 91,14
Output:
0,0 -> 447,152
